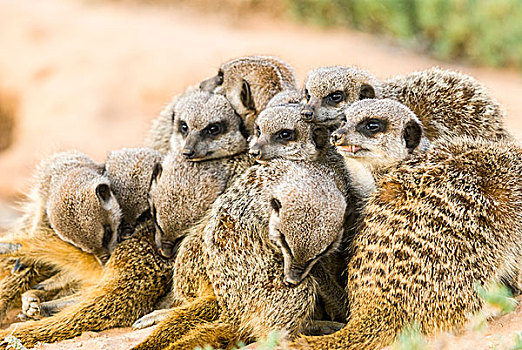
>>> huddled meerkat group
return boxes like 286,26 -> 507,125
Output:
0,56 -> 520,350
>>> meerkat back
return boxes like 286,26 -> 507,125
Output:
383,67 -> 509,140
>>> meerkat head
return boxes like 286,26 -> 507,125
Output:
171,91 -> 248,162
330,99 -> 429,170
302,66 -> 382,126
199,56 -> 298,134
105,148 -> 163,238
267,162 -> 346,287
249,104 -> 330,163
149,152 -> 226,259
47,168 -> 122,264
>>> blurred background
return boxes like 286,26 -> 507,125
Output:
1,0 -> 521,228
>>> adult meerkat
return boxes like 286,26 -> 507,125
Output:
288,136 -> 522,350
330,99 -> 430,197
17,148 -> 163,321
302,66 -> 509,140
131,160 -> 348,350
0,220 -> 171,349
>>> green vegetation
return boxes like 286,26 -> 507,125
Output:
287,0 -> 522,70
512,332 -> 522,350
392,322 -> 429,350
3,335 -> 27,350
474,282 -> 518,314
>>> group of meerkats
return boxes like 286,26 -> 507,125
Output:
0,55 -> 520,350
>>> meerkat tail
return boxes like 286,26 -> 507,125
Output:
131,291 -> 220,350
294,294 -> 404,350
0,232 -> 171,348
165,320 -> 239,350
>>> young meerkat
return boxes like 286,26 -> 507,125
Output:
199,55 -> 298,134
302,66 -> 509,140
287,136 -> 522,350
330,99 -> 430,197
17,147 -> 163,321
131,159 -> 349,350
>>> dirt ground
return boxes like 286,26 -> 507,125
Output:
0,0 -> 521,348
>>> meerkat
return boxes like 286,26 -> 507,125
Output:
132,91 -> 253,329
0,220 -> 172,349
17,147 -> 164,321
330,99 -> 430,197
302,66 -> 509,140
131,159 -> 349,350
287,136 -> 522,350
199,55 -> 298,134
0,151 -> 120,322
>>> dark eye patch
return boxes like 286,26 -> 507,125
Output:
304,89 -> 311,102
203,121 -> 227,138
323,90 -> 346,107
178,120 -> 189,136
279,232 -> 294,259
102,225 -> 113,249
356,118 -> 388,137
273,129 -> 296,143
254,124 -> 261,138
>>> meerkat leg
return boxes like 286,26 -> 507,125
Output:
0,231 -> 171,348
131,292 -> 220,350
312,262 -> 349,322
0,261 -> 55,323
164,320 -> 239,350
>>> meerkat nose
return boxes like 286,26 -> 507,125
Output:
249,149 -> 262,160
301,108 -> 315,121
330,132 -> 346,146
283,278 -> 298,288
182,148 -> 196,159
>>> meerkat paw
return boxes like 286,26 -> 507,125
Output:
132,308 -> 173,329
21,292 -> 41,319
301,320 -> 345,336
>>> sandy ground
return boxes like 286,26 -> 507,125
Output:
0,0 -> 521,348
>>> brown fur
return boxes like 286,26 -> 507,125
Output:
132,160 -> 351,350
0,221 -> 171,348
291,137 -> 522,349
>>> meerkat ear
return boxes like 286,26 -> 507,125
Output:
150,162 -> 163,187
240,79 -> 256,112
96,183 -> 112,205
359,84 -> 375,100
312,126 -> 329,149
403,119 -> 423,153
270,198 -> 282,214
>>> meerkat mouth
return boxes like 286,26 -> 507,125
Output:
337,144 -> 363,154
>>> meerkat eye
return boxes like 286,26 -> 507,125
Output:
276,129 -> 296,142
324,91 -> 346,106
356,118 -> 388,137
178,120 -> 189,136
254,124 -> 261,138
206,122 -> 224,136
216,70 -> 224,86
